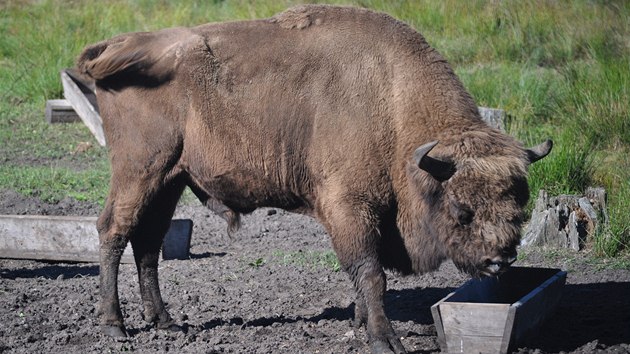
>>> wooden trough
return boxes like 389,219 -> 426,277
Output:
431,266 -> 567,354
0,215 -> 193,263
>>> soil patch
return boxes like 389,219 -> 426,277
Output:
0,192 -> 629,353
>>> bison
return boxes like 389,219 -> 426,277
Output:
77,5 -> 552,353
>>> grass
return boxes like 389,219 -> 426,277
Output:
0,163 -> 110,203
273,250 -> 341,272
0,0 -> 628,257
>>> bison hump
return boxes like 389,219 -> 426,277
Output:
269,4 -> 380,29
269,5 -> 323,29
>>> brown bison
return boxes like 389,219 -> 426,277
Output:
77,5 -> 551,353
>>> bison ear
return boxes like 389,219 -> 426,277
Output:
526,139 -> 553,164
413,141 -> 456,182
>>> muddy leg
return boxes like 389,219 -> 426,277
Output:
320,201 -> 406,354
131,179 -> 185,331
349,259 -> 405,354
353,292 -> 368,329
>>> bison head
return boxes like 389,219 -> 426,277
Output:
412,138 -> 552,277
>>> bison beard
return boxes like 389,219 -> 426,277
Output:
78,5 -> 552,354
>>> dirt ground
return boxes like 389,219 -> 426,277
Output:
0,190 -> 629,353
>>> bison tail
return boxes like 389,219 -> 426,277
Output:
76,34 -> 148,81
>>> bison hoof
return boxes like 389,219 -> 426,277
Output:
353,315 -> 366,329
157,321 -> 184,333
370,337 -> 406,354
101,324 -> 127,338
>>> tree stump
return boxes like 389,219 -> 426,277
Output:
521,187 -> 608,251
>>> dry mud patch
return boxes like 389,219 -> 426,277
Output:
0,190 -> 629,353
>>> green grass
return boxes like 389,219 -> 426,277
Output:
0,0 -> 628,256
0,163 -> 110,203
273,250 -> 341,272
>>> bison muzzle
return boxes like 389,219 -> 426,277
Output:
77,5 -> 552,354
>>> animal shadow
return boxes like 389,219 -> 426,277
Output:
384,286 -> 456,324
197,286 -> 454,331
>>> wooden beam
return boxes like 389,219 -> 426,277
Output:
45,99 -> 81,123
60,69 -> 106,146
0,215 -> 192,263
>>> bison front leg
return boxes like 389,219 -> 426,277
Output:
321,202 -> 406,354
347,259 -> 406,354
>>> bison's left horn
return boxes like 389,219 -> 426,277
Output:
526,139 -> 553,164
413,141 -> 456,182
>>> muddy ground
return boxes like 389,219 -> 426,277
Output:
0,190 -> 629,353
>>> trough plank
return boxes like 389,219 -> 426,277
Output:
440,302 -> 511,338
61,69 -> 106,146
0,215 -> 192,263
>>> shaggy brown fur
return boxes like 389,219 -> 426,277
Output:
78,5 -> 551,353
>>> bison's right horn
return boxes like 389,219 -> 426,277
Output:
413,141 -> 456,182
526,139 -> 553,164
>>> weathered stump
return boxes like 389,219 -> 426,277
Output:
521,187 -> 608,250
478,107 -> 505,131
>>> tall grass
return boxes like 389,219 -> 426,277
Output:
0,0 -> 628,256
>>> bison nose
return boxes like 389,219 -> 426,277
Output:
504,250 -> 518,265
481,253 -> 516,276
506,254 -> 517,265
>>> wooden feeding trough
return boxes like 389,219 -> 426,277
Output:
0,215 -> 193,263
431,266 -> 566,354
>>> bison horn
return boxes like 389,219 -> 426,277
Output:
526,139 -> 553,164
413,141 -> 456,182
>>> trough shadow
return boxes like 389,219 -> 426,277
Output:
189,251 -> 227,259
0,263 -> 99,279
519,281 -> 630,352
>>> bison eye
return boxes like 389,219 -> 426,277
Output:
449,202 -> 474,226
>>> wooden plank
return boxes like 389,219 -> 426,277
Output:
431,291 -> 455,351
45,99 -> 81,123
447,335 -> 504,354
440,302 -> 510,338
60,69 -> 106,146
500,306 -> 518,354
0,215 -> 192,263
